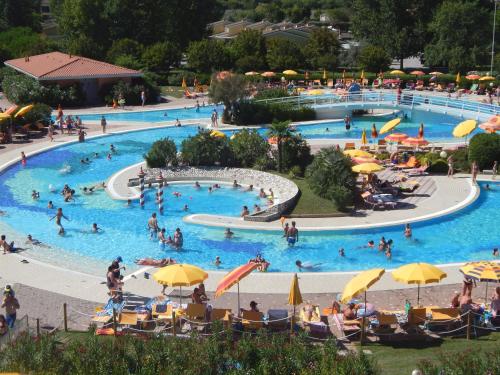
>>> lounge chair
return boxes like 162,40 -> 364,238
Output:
394,156 -> 419,170
371,313 -> 398,334
344,142 -> 355,150
91,298 -> 126,324
118,311 -> 138,328
211,308 -> 232,328
241,310 -> 264,331
185,303 -> 206,323
377,140 -> 387,153
332,313 -> 361,340
398,180 -> 420,192
152,304 -> 174,323
267,309 -> 289,331
427,308 -> 461,331
362,192 -> 397,210
403,307 -> 427,333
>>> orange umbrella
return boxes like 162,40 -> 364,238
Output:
215,262 -> 259,311
410,70 -> 425,76
402,137 -> 429,147
466,74 -> 481,80
488,115 -> 499,124
3,105 -> 18,115
479,122 -> 500,133
261,71 -> 275,77
371,124 -> 378,138
385,133 -> 408,142
418,123 -> 424,138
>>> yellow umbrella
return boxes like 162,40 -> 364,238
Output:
322,68 -> 327,80
456,72 -> 461,85
479,76 -> 495,81
181,77 -> 187,89
307,89 -> 324,95
392,263 -> 447,305
361,128 -> 367,145
14,104 -> 34,118
360,70 -> 365,80
343,149 -> 373,158
283,70 -> 298,75
452,119 -> 477,138
390,70 -> 404,75
430,71 -> 443,75
245,71 -> 259,76
210,130 -> 226,138
379,118 -> 402,134
288,273 -> 303,321
341,268 -> 385,303
460,261 -> 500,302
0,113 -> 11,120
153,263 -> 208,304
352,162 -> 384,174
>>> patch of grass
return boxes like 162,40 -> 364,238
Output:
364,333 -> 500,375
272,172 -> 339,215
160,86 -> 185,98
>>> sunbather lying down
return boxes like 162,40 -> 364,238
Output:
135,258 -> 176,267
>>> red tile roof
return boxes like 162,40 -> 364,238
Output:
4,52 -> 142,81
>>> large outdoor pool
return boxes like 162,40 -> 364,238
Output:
0,124 -> 498,273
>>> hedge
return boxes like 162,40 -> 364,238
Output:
234,101 -> 315,125
468,133 -> 500,170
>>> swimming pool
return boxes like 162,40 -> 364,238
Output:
0,125 -> 498,273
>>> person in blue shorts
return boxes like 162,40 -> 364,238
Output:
286,221 -> 299,246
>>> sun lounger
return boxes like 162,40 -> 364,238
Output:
406,165 -> 429,177
362,192 -> 397,210
344,142 -> 355,150
333,314 -> 361,340
398,180 -> 420,192
403,307 -> 427,333
185,303 -> 206,323
394,156 -> 419,170
211,308 -> 232,328
118,311 -> 138,327
377,140 -> 387,153
152,304 -> 174,322
241,310 -> 264,331
91,299 -> 125,324
267,309 -> 289,331
371,313 -> 398,334
427,308 -> 461,331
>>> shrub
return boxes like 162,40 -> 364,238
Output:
254,88 -> 290,101
144,138 -> 177,168
450,148 -> 470,172
99,78 -> 159,106
181,130 -> 233,166
253,155 -> 276,171
418,347 -> 500,375
428,159 -> 449,173
289,165 -> 303,178
229,129 -> 269,167
278,134 -> 312,172
18,103 -> 52,126
306,147 -> 356,211
234,101 -> 315,125
468,133 -> 500,170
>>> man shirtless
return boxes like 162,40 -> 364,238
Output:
0,235 -> 13,254
286,221 -> 299,246
148,213 -> 159,239
49,208 -> 70,233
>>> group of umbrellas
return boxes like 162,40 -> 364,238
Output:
0,104 -> 35,126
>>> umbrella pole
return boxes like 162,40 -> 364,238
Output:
485,282 -> 489,304
417,284 -> 420,307
180,286 -> 182,306
237,282 -> 240,313
360,290 -> 367,345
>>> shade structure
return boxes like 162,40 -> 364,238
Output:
410,70 -> 425,76
465,74 -> 480,80
352,156 -> 381,165
14,104 -> 34,118
460,261 -> 500,302
392,263 -> 447,305
456,72 -> 461,84
371,124 -> 378,138
288,273 -> 303,306
245,71 -> 259,76
343,149 -> 373,158
430,71 -> 443,75
479,122 -> 500,133
210,130 -> 226,138
181,77 -> 187,89
215,262 -> 259,312
479,76 -> 495,81
341,268 -> 385,303
153,264 -> 207,286
379,118 -> 402,134
384,132 -> 408,142
261,71 -> 275,77
402,137 -> 429,147
453,120 -> 477,138
390,70 -> 404,75
352,162 -> 384,174
283,70 -> 298,75
361,128 -> 367,145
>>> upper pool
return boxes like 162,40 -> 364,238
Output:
0,125 -> 498,273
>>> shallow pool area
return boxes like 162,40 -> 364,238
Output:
0,123 -> 499,273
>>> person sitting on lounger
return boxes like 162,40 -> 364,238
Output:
134,258 -> 175,267
191,288 -> 203,304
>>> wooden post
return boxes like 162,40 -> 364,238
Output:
290,313 -> 294,343
466,310 -> 471,340
36,318 -> 40,338
63,303 -> 68,332
360,316 -> 366,345
112,308 -> 117,337
172,311 -> 176,337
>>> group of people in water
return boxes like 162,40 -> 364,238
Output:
147,213 -> 183,250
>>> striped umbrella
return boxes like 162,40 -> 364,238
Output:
352,156 -> 381,165
402,137 -> 429,147
215,262 -> 260,312
460,261 -> 500,302
384,133 -> 408,142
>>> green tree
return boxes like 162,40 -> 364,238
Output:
230,30 -> 267,71
229,129 -> 270,167
144,138 -> 177,168
0,0 -> 41,32
186,39 -> 233,73
424,0 -> 490,72
0,27 -> 51,59
302,28 -> 340,70
181,130 -> 233,166
266,39 -> 303,71
106,38 -> 143,64
141,41 -> 181,75
208,73 -> 247,122
255,2 -> 284,22
358,45 -> 392,72
468,133 -> 500,171
278,133 -> 312,173
267,120 -> 293,173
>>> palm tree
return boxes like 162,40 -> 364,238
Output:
267,120 -> 293,172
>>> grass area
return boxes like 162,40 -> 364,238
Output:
159,86 -> 185,98
364,333 -> 500,375
272,172 -> 340,215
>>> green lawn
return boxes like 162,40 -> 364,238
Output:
272,173 -> 340,215
364,333 -> 500,375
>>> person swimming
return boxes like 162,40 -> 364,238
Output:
493,248 -> 499,257
286,221 -> 299,246
259,188 -> 266,198
378,237 -> 386,251
232,180 -> 240,188
59,164 -> 72,174
183,204 -> 189,211
295,260 -> 322,271
338,248 -> 345,257
224,228 -> 234,239
194,181 -> 201,188
214,256 -> 222,267
404,223 -> 412,238
325,127 -> 330,132
31,190 -> 40,200
158,228 -> 167,250
47,201 -> 54,209
25,234 -> 50,248
91,223 -> 101,233
110,144 -> 116,153
173,228 -> 183,249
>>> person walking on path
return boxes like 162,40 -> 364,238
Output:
1,286 -> 20,328
493,161 -> 498,180
447,155 -> 454,178
101,116 -> 107,133
471,160 -> 479,183
141,90 -> 146,107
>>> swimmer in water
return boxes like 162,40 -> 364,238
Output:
31,190 -> 40,200
148,213 -> 159,240
94,152 -> 99,158
158,228 -> 167,250
214,256 -> 222,267
253,204 -> 261,213
493,248 -> 499,257
357,240 -> 375,249
110,144 -> 116,153
378,237 -> 386,251
338,248 -> 345,257
224,228 -> 234,239
404,223 -> 412,238
295,260 -> 322,271
484,184 -> 491,190
183,204 -> 188,211
59,164 -> 72,174
208,187 -> 213,193
26,234 -> 50,248
246,184 -> 253,191
91,223 -> 101,233
107,153 -> 112,160
47,201 -> 54,209
259,188 -> 266,198
325,127 -> 330,132
126,199 -> 132,207
232,180 -> 240,188
173,228 -> 183,249
194,181 -> 201,188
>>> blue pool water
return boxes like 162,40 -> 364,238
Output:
0,124 -> 498,272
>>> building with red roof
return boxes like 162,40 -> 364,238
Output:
4,52 -> 143,104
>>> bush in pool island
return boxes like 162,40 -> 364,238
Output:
208,72 -> 248,123
0,331 -> 379,375
230,128 -> 270,168
144,138 -> 178,168
306,147 -> 356,211
468,133 -> 500,171
234,101 -> 315,126
181,130 -> 233,167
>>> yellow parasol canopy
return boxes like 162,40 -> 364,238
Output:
352,162 -> 384,174
392,263 -> 447,305
379,118 -> 402,134
456,72 -> 461,84
341,268 -> 385,303
288,273 -> 303,306
181,77 -> 187,89
0,113 -> 12,120
390,70 -> 404,75
322,68 -> 327,80
479,76 -> 495,81
245,71 -> 259,76
343,149 -> 373,158
283,70 -> 298,75
361,128 -> 367,145
307,89 -> 324,95
153,264 -> 208,286
210,130 -> 226,138
453,120 -> 477,138
460,261 -> 500,302
14,104 -> 34,118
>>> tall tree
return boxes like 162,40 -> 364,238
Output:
302,28 -> 340,70
267,120 -> 293,173
0,0 -> 41,32
209,73 -> 247,122
266,39 -> 303,71
230,29 -> 267,72
187,39 -> 233,73
351,0 -> 439,69
424,0 -> 490,72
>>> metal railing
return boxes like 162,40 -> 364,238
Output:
255,91 -> 500,117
